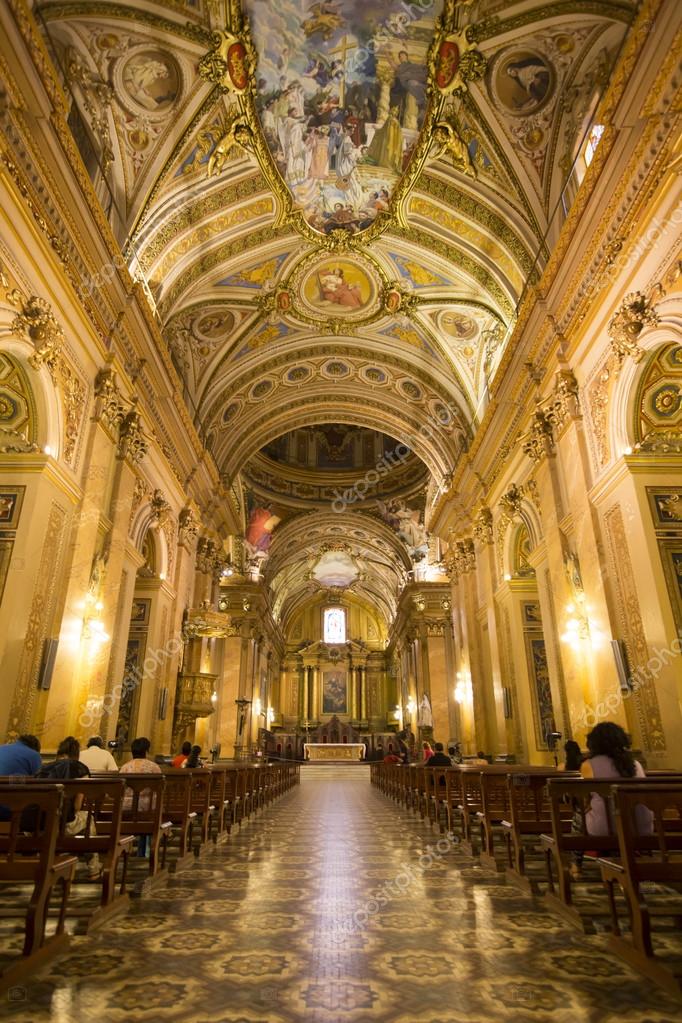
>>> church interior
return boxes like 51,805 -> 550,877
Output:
1,0 -> 682,1018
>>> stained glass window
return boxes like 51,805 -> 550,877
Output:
323,607 -> 346,644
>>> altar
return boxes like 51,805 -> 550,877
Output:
304,743 -> 366,761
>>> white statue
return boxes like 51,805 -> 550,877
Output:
418,693 -> 433,728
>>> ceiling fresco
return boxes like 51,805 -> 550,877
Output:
244,0 -> 444,235
34,0 -> 637,621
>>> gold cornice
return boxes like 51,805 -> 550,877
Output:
35,1 -> 213,43
0,453 -> 83,506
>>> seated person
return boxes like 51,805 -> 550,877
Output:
0,735 -> 42,820
120,736 -> 162,811
427,742 -> 453,768
571,721 -> 653,878
37,736 -> 101,879
120,736 -> 162,857
171,741 -> 192,768
80,735 -> 118,772
182,745 -> 205,769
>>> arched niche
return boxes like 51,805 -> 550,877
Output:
608,313 -> 682,459
0,341 -> 61,456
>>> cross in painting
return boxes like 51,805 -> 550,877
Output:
327,34 -> 358,107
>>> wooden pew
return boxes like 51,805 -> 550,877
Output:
0,785 -> 77,993
542,776 -> 682,932
54,778 -> 133,930
424,767 -> 449,832
599,783 -> 682,996
444,768 -> 464,838
158,771 -> 196,871
186,769 -> 217,849
208,767 -> 231,841
502,771 -> 578,891
93,774 -> 171,892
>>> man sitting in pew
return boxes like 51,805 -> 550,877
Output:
80,736 -> 118,773
427,743 -> 452,768
35,735 -> 102,879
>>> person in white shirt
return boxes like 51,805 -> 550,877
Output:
79,736 -> 118,772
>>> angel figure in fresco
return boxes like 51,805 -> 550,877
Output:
302,2 -> 344,42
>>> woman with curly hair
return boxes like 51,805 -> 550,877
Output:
570,722 -> 653,877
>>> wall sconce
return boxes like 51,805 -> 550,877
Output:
406,698 -> 416,718
82,592 -> 109,649
561,602 -> 591,649
454,670 -> 472,704
267,706 -> 275,725
253,697 -> 262,717
210,690 -> 218,706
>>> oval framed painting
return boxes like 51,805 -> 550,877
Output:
490,49 -> 555,117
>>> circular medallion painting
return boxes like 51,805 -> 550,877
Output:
194,310 -> 234,341
300,258 -> 377,319
439,311 -> 479,342
120,50 -> 180,116
491,49 -> 555,117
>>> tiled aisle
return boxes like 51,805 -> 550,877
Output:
2,768 -> 681,1023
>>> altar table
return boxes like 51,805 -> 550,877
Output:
303,743 -> 366,761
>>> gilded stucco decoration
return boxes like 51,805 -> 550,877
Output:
10,294 -> 64,372
608,289 -> 660,366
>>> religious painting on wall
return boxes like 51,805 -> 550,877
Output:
130,598 -> 151,627
322,669 -> 348,715
0,537 -> 13,604
524,635 -> 557,750
115,636 -> 146,746
521,601 -> 557,751
244,0 -> 443,234
647,487 -> 682,528
0,486 -> 26,531
303,259 -> 374,312
655,540 -> 682,639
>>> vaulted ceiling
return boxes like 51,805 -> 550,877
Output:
35,0 -> 636,626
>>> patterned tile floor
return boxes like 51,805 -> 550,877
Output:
1,768 -> 681,1023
